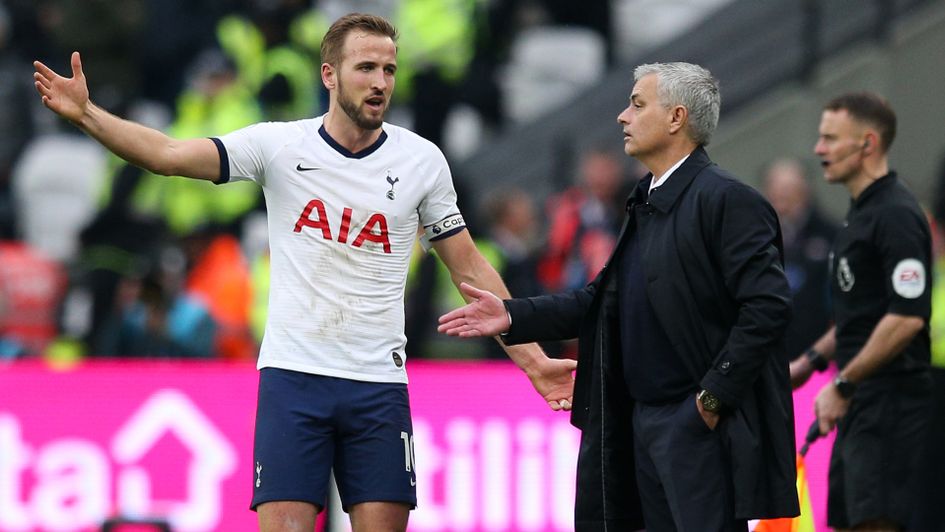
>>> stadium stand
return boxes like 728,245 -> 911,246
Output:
457,0 -> 944,215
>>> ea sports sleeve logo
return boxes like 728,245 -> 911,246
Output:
891,258 -> 926,299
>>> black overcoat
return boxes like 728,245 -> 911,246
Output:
504,147 -> 800,531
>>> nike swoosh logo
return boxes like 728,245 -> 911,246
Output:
296,163 -> 320,171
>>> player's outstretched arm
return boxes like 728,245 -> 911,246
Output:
433,232 -> 577,411
33,52 -> 220,181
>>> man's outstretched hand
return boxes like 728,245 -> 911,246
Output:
532,356 -> 578,411
438,283 -> 578,411
438,282 -> 511,337
33,51 -> 90,123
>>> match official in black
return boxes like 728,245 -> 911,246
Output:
439,62 -> 799,532
790,92 -> 932,532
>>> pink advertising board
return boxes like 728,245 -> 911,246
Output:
788,370 -> 836,532
0,361 -> 577,532
0,360 -> 833,532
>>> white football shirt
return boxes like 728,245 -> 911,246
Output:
213,116 -> 465,383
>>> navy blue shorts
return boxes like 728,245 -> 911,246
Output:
250,368 -> 417,512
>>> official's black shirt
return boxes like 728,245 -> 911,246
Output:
830,172 -> 932,375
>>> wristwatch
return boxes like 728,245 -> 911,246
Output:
697,389 -> 722,413
833,375 -> 857,399
804,347 -> 829,372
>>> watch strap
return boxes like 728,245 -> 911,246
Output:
805,348 -> 829,372
833,375 -> 857,399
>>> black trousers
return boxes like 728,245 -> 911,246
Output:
632,397 -> 747,532
912,367 -> 945,531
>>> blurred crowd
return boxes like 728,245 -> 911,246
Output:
0,0 -> 621,363
3,0 -> 945,379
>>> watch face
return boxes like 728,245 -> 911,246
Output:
834,377 -> 856,398
699,390 -> 721,413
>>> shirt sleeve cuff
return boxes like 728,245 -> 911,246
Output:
499,301 -> 513,342
209,137 -> 230,184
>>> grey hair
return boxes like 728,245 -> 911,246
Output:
634,62 -> 720,146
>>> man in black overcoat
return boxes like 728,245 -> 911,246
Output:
439,62 -> 800,532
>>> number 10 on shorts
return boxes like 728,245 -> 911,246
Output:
400,431 -> 416,472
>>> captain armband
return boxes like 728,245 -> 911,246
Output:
419,213 -> 466,251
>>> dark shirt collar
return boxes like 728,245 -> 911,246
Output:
318,124 -> 388,159
852,171 -> 897,209
627,146 -> 713,213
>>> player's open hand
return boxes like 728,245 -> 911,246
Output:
33,51 -> 90,123
530,356 -> 578,411
437,282 -> 510,337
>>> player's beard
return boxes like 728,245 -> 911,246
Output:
337,77 -> 385,131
